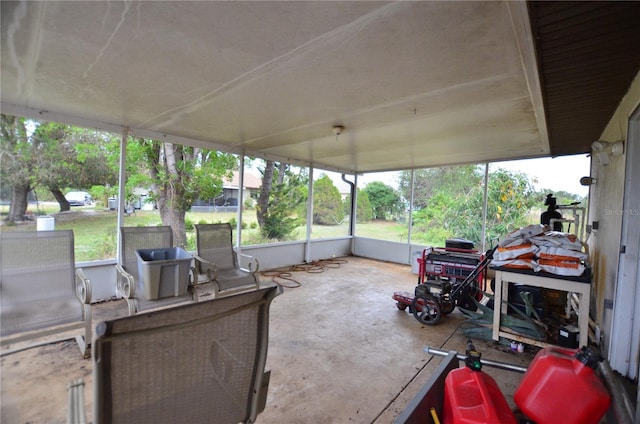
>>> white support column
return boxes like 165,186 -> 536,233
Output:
305,167 -> 314,263
408,169 -> 415,245
116,127 -> 129,263
481,163 -> 489,252
236,155 -> 245,250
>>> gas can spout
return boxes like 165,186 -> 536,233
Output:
574,346 -> 603,376
464,340 -> 482,371
574,346 -> 603,368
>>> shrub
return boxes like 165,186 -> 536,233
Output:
313,175 -> 344,225
186,233 -> 196,251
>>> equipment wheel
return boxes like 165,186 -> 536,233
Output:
440,299 -> 455,315
456,295 -> 478,312
411,293 -> 442,325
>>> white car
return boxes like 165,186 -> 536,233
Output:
65,191 -> 92,206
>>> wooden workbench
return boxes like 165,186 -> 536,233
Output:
491,267 -> 592,348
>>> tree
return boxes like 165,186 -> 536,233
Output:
364,181 -> 402,220
411,167 -> 538,246
1,115 -> 117,218
256,160 -> 308,240
133,138 -> 236,247
467,168 -> 537,244
398,165 -> 480,209
27,121 -> 70,210
0,114 -> 32,222
31,123 -> 116,211
343,188 -> 373,222
256,160 -> 276,230
313,174 -> 344,225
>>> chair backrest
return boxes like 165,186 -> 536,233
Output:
0,230 -> 81,336
195,223 -> 237,271
92,285 -> 281,424
119,226 -> 173,282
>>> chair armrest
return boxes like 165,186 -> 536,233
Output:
188,265 -> 198,288
193,255 -> 218,277
237,251 -> 260,274
74,268 -> 92,304
115,264 -> 136,298
193,254 -> 218,281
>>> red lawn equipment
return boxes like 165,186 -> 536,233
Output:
393,240 -> 497,326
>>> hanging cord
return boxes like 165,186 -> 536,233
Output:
261,257 -> 348,288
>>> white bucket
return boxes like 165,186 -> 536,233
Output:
37,215 -> 55,231
411,250 -> 422,274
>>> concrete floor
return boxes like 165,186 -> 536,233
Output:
1,256 -> 534,423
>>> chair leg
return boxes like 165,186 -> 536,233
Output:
80,305 -> 92,359
126,298 -> 137,315
75,335 -> 90,359
66,378 -> 87,424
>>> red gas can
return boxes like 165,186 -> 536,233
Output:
443,341 -> 516,424
514,346 -> 610,424
443,366 -> 517,424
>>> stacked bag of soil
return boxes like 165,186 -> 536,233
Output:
491,224 -> 589,277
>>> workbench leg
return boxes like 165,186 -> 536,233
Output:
492,271 -> 503,341
578,291 -> 590,347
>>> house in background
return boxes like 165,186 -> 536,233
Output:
191,171 -> 262,213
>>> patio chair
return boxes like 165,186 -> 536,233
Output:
67,285 -> 282,424
194,223 -> 260,296
0,230 -> 92,358
115,226 -> 197,315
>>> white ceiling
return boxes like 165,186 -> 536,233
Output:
1,1 -> 549,174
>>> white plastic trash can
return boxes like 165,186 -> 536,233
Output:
411,250 -> 422,274
37,215 -> 55,231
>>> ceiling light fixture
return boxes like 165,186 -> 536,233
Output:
332,125 -> 344,142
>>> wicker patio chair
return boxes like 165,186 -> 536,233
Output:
68,285 -> 282,424
194,223 -> 260,296
115,226 -> 196,315
0,230 -> 92,358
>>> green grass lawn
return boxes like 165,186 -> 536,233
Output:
1,204 -> 434,262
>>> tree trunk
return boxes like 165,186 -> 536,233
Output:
159,199 -> 187,247
257,160 -> 275,228
277,162 -> 287,184
6,184 -> 29,222
51,188 -> 70,212
156,143 -> 188,247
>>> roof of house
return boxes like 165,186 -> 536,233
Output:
223,171 -> 262,190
